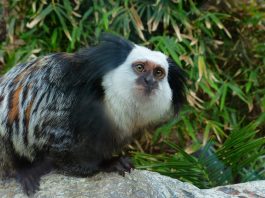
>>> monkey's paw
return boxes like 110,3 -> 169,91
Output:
100,156 -> 134,177
15,158 -> 53,195
15,169 -> 41,196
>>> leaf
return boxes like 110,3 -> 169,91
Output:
171,20 -> 182,41
51,29 -> 58,48
26,4 -> 53,28
53,5 -> 72,41
153,117 -> 179,143
8,17 -> 16,43
220,83 -> 228,111
228,83 -> 250,105
130,7 -> 144,30
130,7 -> 145,40
197,55 -> 207,82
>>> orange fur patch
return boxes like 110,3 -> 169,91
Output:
8,86 -> 22,124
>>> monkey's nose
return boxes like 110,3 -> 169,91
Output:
144,76 -> 155,86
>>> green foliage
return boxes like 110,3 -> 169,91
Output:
135,119 -> 265,188
0,0 -> 264,188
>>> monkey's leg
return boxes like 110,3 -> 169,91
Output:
14,157 -> 54,196
48,149 -> 103,177
55,160 -> 102,177
0,139 -> 16,178
99,156 -> 135,176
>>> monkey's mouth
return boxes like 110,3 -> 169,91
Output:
135,85 -> 157,96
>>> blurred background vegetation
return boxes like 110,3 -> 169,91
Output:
0,0 -> 264,188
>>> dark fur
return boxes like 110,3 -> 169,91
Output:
167,58 -> 186,113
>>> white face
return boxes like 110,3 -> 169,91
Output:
102,45 -> 173,135
103,45 -> 172,99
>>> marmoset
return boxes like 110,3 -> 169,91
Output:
0,34 -> 186,195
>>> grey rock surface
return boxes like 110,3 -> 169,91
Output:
0,170 -> 264,198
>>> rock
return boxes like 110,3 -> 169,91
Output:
0,170 -> 264,198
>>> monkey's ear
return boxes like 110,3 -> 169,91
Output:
167,58 -> 186,114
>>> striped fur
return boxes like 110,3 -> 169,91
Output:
0,56 -> 74,161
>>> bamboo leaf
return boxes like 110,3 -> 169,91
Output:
27,4 -> 53,28
53,5 -> 72,41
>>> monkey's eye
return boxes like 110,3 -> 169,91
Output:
134,64 -> 145,73
154,67 -> 165,79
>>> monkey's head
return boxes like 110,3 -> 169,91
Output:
103,44 -> 174,101
124,45 -> 170,97
100,35 -> 186,132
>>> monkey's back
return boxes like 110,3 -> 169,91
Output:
0,55 -> 74,162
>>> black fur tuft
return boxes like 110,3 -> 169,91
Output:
66,34 -> 134,86
79,33 -> 134,77
100,33 -> 134,52
167,58 -> 187,113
